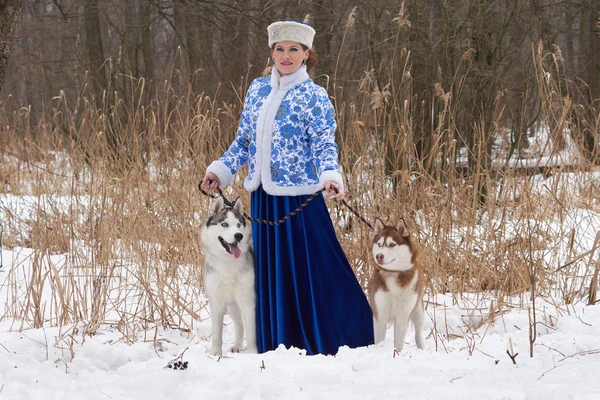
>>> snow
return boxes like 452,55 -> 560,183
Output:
2,242 -> 599,399
2,127 -> 600,399
456,123 -> 582,169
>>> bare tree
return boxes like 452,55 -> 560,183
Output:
0,0 -> 597,166
0,0 -> 22,94
140,1 -> 153,81
584,1 -> 600,102
84,0 -> 108,102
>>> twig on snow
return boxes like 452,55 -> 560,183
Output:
507,338 -> 518,365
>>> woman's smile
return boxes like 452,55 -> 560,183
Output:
271,40 -> 309,75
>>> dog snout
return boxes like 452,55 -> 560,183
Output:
234,232 -> 243,242
375,253 -> 384,264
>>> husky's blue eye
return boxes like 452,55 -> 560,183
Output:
221,222 -> 229,227
389,243 -> 396,247
237,223 -> 241,228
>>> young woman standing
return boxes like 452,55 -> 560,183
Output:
201,20 -> 373,355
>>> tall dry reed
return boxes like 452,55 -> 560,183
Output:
0,37 -> 599,348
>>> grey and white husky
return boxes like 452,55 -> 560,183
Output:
200,196 -> 257,356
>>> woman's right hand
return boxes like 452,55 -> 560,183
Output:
201,172 -> 221,190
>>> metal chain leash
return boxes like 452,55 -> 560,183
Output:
197,183 -> 374,230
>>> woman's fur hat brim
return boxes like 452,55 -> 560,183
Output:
267,21 -> 316,49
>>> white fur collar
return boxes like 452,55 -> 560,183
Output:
270,65 -> 309,90
240,66 -> 310,195
208,66 -> 343,195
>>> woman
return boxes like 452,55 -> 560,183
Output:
201,20 -> 374,355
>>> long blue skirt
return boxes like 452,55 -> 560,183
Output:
251,185 -> 374,355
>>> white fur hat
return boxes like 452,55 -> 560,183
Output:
267,21 -> 316,49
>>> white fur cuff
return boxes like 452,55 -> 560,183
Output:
267,21 -> 316,49
319,169 -> 344,192
206,160 -> 234,188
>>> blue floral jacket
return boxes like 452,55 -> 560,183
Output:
207,66 -> 343,196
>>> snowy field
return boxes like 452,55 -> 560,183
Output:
1,244 -> 599,400
1,127 -> 600,399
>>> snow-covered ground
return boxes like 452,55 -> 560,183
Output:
1,243 -> 599,400
456,123 -> 583,169
2,126 -> 599,399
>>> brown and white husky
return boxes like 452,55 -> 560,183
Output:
368,218 -> 425,352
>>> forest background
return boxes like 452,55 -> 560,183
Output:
0,0 -> 599,340
2,0 -> 599,165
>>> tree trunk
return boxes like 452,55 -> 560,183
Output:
141,1 -> 153,82
172,0 -> 186,92
0,0 -> 22,94
313,0 -> 335,79
588,1 -> 600,102
247,0 -> 263,77
183,4 -> 209,94
564,2 -> 575,78
84,0 -> 108,102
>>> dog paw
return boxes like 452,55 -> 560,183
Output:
211,346 -> 223,357
230,346 -> 241,353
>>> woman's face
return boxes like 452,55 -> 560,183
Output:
271,41 -> 309,76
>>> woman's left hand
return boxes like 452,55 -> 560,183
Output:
324,180 -> 344,200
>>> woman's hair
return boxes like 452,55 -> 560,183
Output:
261,44 -> 318,77
302,44 -> 317,77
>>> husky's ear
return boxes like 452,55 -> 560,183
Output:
233,197 -> 244,215
374,218 -> 385,234
210,196 -> 225,215
395,219 -> 409,237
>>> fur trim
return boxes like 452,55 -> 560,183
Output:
244,66 -> 310,195
319,169 -> 344,192
206,160 -> 234,187
268,21 -> 316,49
261,181 -> 328,196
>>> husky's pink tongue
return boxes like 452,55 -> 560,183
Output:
229,243 -> 241,259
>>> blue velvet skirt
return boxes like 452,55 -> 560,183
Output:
251,185 -> 374,355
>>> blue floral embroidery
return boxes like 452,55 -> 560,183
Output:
280,123 -> 300,140
258,85 -> 271,97
305,161 -> 318,180
290,173 -> 303,184
218,76 -> 339,188
276,101 -> 291,120
271,161 -> 287,181
312,106 -> 322,118
326,107 -> 336,122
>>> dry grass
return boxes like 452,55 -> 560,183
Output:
1,43 -> 599,347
